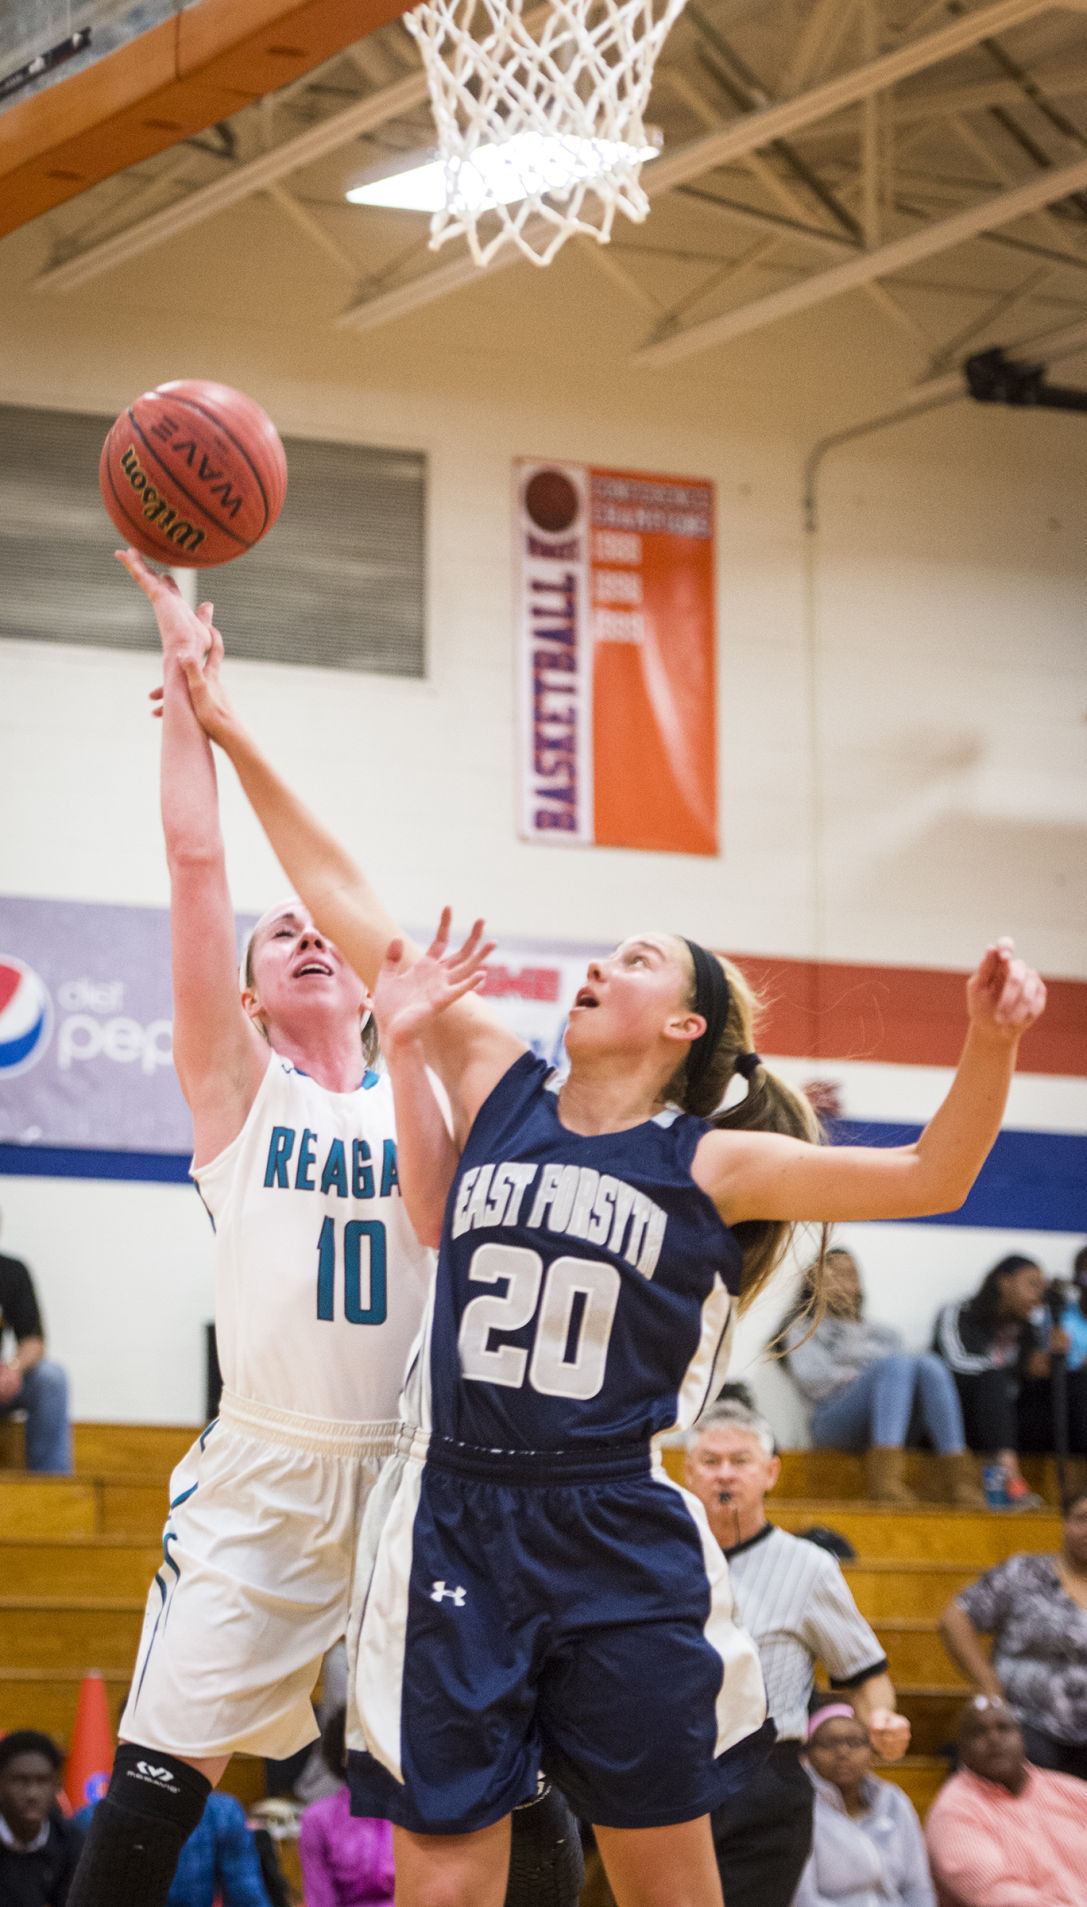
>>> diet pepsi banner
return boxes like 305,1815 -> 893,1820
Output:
0,895 -> 190,1154
0,894 -> 594,1168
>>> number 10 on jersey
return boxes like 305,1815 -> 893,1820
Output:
316,1216 -> 387,1325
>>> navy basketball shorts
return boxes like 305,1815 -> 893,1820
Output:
347,1434 -> 771,1834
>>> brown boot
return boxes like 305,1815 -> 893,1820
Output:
864,1446 -> 921,1505
938,1450 -> 987,1508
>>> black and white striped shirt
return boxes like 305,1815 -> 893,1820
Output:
724,1523 -> 887,1742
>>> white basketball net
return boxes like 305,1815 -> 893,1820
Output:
404,0 -> 688,267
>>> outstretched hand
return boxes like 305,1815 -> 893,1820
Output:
967,938 -> 1046,1041
118,547 -> 210,661
373,910 -> 495,1055
117,549 -> 239,746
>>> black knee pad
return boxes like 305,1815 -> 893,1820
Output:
505,1782 -> 585,1907
106,1743 -> 212,1827
67,1745 -> 211,1907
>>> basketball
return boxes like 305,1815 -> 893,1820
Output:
99,379 -> 288,567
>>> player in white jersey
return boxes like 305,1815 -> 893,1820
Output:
68,555 -> 440,1907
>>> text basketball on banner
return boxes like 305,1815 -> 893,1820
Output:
515,459 -> 717,855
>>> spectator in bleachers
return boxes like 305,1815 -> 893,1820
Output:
0,1729 -> 84,1907
794,1706 -> 934,1907
683,1399 -> 910,1907
938,1487 -> 1087,1778
932,1253 -> 1087,1507
298,1707 -> 395,1907
783,1248 -> 985,1506
924,1696 -> 1087,1906
0,1219 -> 72,1473
1053,1242 -> 1087,1380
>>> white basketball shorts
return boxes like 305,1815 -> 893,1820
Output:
120,1389 -> 397,1761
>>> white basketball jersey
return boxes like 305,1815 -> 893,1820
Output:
194,1054 -> 434,1423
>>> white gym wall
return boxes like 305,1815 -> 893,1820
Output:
0,224 -> 1084,1424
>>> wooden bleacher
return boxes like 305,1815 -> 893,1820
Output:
0,1423 -> 266,1807
0,1429 -> 1066,1829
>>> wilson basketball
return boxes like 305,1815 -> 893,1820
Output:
99,379 -> 288,567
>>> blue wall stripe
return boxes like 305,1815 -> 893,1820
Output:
0,1144 -> 191,1183
827,1122 -> 1087,1234
1,1127 -> 1084,1232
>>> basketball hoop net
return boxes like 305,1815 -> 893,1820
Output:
404,0 -> 687,267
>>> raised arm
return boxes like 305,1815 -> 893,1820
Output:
370,915 -> 496,1243
159,559 -> 525,1135
697,940 -> 1045,1225
119,551 -> 267,1164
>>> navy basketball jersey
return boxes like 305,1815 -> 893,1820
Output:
402,1052 -> 743,1448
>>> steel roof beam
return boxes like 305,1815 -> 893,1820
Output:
633,148 -> 1087,364
32,3 -> 559,293
645,0 -> 1055,197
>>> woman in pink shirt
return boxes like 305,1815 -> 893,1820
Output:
925,1697 -> 1087,1907
299,1712 -> 395,1907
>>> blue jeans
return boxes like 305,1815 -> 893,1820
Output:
810,1353 -> 965,1455
0,1358 -> 72,1472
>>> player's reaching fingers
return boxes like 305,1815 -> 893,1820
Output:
448,940 -> 497,985
1005,971 -> 1046,1028
994,958 -> 1029,1024
454,916 -> 488,959
116,547 -> 175,597
448,920 -> 491,972
177,651 -> 236,744
425,907 -> 454,962
977,942 -> 1010,987
441,969 -> 491,1008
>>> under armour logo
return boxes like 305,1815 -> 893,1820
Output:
430,1580 -> 466,1606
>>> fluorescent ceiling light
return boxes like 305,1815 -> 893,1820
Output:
346,131 -> 660,214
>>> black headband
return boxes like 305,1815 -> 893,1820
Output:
682,938 -> 731,1092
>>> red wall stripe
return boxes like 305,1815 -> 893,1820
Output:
726,955 -> 1087,1077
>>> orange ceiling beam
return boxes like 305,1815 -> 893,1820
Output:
0,0 -> 409,239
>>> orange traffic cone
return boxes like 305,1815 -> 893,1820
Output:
63,1672 -> 114,1813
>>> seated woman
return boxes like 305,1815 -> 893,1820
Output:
794,1707 -> 934,1907
932,1253 -> 1087,1507
784,1248 -> 985,1506
939,1488 -> 1087,1780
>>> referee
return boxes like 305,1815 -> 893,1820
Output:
684,1400 -> 911,1907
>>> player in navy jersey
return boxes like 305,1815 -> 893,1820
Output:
169,587 -> 1046,1907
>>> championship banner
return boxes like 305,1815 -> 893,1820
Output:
515,459 -> 717,855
